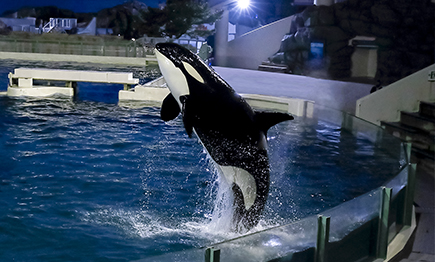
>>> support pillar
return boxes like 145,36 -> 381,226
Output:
214,8 -> 229,67
377,187 -> 392,259
403,163 -> 417,226
315,215 -> 330,262
205,247 -> 220,262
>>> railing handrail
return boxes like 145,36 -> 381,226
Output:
42,18 -> 78,33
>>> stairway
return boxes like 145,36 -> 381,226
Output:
381,101 -> 435,173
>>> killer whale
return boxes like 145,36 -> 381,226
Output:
155,43 -> 293,231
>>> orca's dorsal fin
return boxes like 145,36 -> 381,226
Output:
255,111 -> 294,136
161,93 -> 180,121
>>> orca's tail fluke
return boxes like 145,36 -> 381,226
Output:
231,183 -> 267,233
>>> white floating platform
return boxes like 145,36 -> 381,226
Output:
7,68 -> 139,97
8,86 -> 74,97
118,76 -> 314,117
119,76 -> 169,103
118,86 -> 170,103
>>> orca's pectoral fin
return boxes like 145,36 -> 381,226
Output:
255,111 -> 294,135
161,93 -> 180,121
180,95 -> 194,138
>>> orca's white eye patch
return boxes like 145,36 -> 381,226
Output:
182,61 -> 205,84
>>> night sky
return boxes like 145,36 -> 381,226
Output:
0,0 -> 162,14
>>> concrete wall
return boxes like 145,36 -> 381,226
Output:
356,64 -> 435,125
0,17 -> 36,32
279,1 -> 434,82
223,16 -> 293,70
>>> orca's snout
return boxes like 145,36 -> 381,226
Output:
155,43 -> 193,57
155,43 -> 164,51
155,42 -> 180,53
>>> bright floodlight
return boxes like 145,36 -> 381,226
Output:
237,0 -> 250,9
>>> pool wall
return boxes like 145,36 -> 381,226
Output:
132,89 -> 416,262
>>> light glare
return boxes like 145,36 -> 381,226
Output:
237,0 -> 250,9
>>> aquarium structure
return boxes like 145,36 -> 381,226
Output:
7,68 -> 139,97
1,68 -> 417,262
136,91 -> 416,262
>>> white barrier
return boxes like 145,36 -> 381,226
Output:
356,64 -> 435,125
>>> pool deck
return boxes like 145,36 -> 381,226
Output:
214,66 -> 372,114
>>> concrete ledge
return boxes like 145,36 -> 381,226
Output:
119,86 -> 169,103
12,68 -> 139,85
7,86 -> 73,97
241,94 -> 314,117
144,76 -> 166,87
118,85 -> 314,118
6,68 -> 141,98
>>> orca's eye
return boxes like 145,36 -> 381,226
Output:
182,61 -> 205,84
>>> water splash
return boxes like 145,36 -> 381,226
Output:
202,161 -> 236,235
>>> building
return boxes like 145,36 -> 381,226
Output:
0,17 -> 37,33
42,18 -> 77,33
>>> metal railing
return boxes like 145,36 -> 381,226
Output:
134,36 -> 206,54
0,38 -> 149,57
0,36 -> 206,58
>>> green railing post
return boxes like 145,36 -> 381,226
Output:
405,142 -> 412,164
205,247 -> 220,262
403,163 -> 417,225
315,215 -> 330,262
376,187 -> 392,259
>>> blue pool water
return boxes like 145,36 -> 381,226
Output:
0,61 -> 401,261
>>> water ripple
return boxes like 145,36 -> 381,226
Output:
0,95 -> 400,261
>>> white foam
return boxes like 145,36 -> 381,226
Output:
79,153 -> 284,247
80,208 -> 176,238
